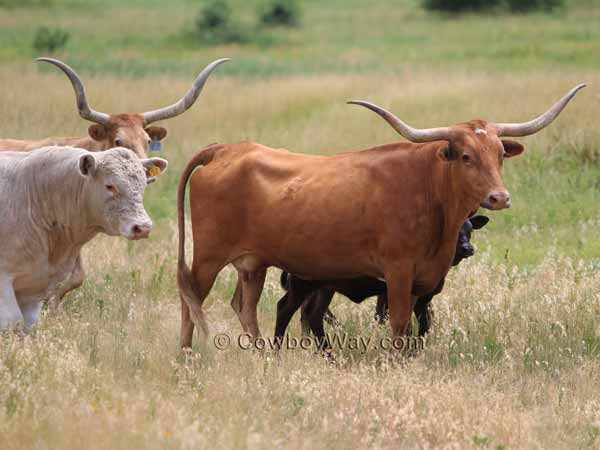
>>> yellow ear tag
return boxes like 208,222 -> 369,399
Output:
148,165 -> 162,177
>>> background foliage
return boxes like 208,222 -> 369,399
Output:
423,0 -> 564,13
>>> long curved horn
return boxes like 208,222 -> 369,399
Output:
494,84 -> 586,137
37,57 -> 111,126
142,58 -> 229,125
347,101 -> 451,143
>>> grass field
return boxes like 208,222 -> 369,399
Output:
1,1 -> 600,449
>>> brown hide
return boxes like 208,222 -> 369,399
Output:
177,121 -> 521,348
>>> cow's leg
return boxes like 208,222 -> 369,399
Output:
0,274 -> 23,331
414,294 -> 434,336
180,295 -> 194,350
414,278 -> 443,336
20,299 -> 43,332
300,300 -> 312,335
61,254 -> 86,299
239,269 -> 267,339
323,308 -> 339,327
48,254 -> 85,310
274,282 -> 317,344
375,294 -> 388,324
279,290 -> 306,337
230,275 -> 248,332
384,267 -> 414,339
302,302 -> 337,334
179,263 -> 220,349
306,288 -> 335,349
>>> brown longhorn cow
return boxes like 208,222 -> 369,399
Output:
176,85 -> 584,349
0,57 -> 228,158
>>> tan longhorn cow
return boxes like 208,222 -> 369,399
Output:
0,57 -> 228,157
176,84 -> 584,350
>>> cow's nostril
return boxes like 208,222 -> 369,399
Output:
130,223 -> 151,239
489,195 -> 498,203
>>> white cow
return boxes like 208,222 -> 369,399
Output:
0,146 -> 167,330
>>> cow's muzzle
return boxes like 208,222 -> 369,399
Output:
461,244 -> 475,258
124,220 -> 152,240
453,243 -> 474,265
481,191 -> 511,210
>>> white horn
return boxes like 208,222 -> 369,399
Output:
495,84 -> 586,137
348,100 -> 452,143
37,57 -> 111,126
142,58 -> 229,124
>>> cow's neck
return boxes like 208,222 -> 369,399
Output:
26,151 -> 100,253
425,152 -> 478,264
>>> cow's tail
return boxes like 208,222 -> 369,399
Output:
280,271 -> 291,291
177,143 -> 223,337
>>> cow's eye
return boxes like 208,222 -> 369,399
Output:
462,154 -> 471,163
115,138 -> 123,147
105,184 -> 116,193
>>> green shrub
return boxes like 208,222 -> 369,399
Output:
505,0 -> 564,12
423,0 -> 500,13
195,0 -> 249,45
259,0 -> 301,27
32,26 -> 69,53
198,0 -> 230,29
423,0 -> 563,13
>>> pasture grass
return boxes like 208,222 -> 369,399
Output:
2,241 -> 600,449
1,1 -> 600,448
1,65 -> 599,449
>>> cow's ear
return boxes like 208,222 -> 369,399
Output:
145,126 -> 168,141
502,140 -> 525,158
79,154 -> 96,177
88,124 -> 107,141
470,215 -> 489,230
141,157 -> 168,184
438,144 -> 459,162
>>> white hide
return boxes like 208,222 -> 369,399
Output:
0,146 -> 167,330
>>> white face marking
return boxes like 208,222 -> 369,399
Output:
475,128 -> 488,135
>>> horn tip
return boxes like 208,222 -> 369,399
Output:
213,58 -> 230,66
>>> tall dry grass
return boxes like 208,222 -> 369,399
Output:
1,67 -> 600,449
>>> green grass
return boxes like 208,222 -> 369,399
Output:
2,0 -> 600,77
